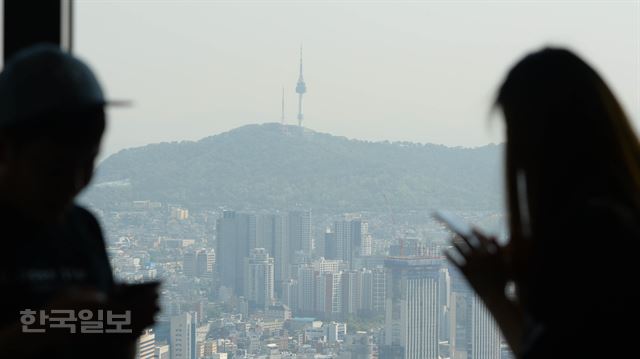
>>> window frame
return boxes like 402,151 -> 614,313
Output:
3,0 -> 72,62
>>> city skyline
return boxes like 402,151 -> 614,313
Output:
2,2 -> 633,358
107,201 -> 505,358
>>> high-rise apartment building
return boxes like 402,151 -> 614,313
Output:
244,248 -> 275,310
297,266 -> 316,315
256,213 -> 289,298
216,211 -> 256,295
135,329 -> 155,359
342,270 -> 363,317
449,286 -> 500,359
289,210 -> 312,256
170,312 -> 196,359
315,271 -> 342,318
371,267 -> 386,314
382,257 -> 443,359
334,218 -> 369,269
324,228 -> 337,260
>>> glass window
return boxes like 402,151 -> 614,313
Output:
74,2 -> 639,358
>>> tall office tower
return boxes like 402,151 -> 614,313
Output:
282,279 -> 298,311
470,295 -> 501,359
362,269 -> 374,313
334,218 -> 369,269
334,221 -> 353,265
216,211 -> 257,295
297,266 -> 316,315
315,271 -> 342,318
196,249 -> 215,277
254,214 -> 271,251
351,219 -> 368,258
273,215 -> 290,292
324,228 -> 337,259
171,312 -> 197,359
342,270 -> 364,317
289,210 -> 312,256
449,266 -> 500,359
450,290 -> 471,359
438,267 -> 452,342
244,248 -> 275,310
256,214 -> 290,298
295,45 -> 307,127
361,267 -> 386,315
382,257 -> 443,359
371,267 -> 387,314
136,329 -> 155,359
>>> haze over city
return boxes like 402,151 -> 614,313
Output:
75,1 -> 640,159
0,2 -> 637,358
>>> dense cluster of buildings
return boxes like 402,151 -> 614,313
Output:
90,201 -> 510,359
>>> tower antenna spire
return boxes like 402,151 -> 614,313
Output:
299,45 -> 303,78
295,43 -> 307,127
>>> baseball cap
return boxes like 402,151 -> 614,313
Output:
0,43 -> 128,128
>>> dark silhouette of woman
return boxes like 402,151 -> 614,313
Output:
447,47 -> 640,358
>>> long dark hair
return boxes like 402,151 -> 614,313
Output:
495,48 -> 640,307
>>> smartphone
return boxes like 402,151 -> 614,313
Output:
433,210 -> 480,248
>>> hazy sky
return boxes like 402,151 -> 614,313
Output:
75,1 -> 640,159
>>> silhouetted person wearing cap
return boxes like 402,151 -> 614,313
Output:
0,44 -> 158,358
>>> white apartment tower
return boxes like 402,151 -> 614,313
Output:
382,257 -> 443,359
170,312 -> 196,359
470,295 -> 501,359
135,329 -> 155,359
244,248 -> 275,310
449,266 -> 501,359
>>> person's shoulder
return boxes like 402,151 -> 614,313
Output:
582,198 -> 639,230
67,205 -> 115,289
69,204 -> 99,222
67,204 -> 103,238
574,197 -> 640,251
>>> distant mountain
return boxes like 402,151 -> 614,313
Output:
83,123 -> 504,212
